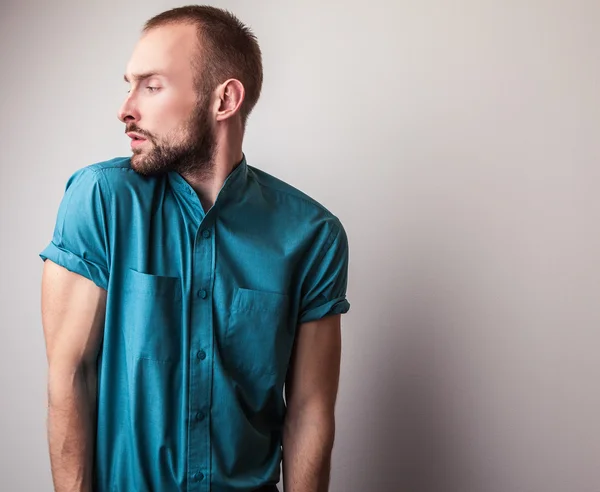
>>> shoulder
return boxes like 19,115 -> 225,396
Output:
64,156 -> 129,188
86,156 -> 141,186
67,156 -> 162,195
86,156 -> 132,174
51,159 -> 130,240
247,165 -> 344,232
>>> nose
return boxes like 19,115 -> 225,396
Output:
117,93 -> 140,123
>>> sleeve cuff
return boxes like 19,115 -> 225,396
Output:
298,297 -> 350,324
39,241 -> 108,291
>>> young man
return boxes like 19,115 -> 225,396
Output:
40,6 -> 350,492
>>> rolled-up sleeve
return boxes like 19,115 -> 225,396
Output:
39,167 -> 110,290
298,218 -> 350,324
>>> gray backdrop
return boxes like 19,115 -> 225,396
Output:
1,0 -> 599,491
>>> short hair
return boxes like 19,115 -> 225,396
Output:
143,5 -> 263,127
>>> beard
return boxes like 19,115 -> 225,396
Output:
127,96 -> 216,178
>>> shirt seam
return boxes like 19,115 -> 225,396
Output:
94,168 -> 114,274
91,166 -> 136,175
314,221 -> 341,266
56,176 -> 76,247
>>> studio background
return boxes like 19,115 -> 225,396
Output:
1,1 -> 599,491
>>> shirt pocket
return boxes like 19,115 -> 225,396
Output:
225,288 -> 291,378
122,268 -> 182,363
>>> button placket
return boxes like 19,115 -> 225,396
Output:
188,219 -> 215,490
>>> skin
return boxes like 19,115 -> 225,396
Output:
283,315 -> 342,492
43,22 -> 341,492
42,263 -> 106,492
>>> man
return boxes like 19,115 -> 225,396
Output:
40,5 -> 350,492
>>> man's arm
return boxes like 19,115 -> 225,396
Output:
41,260 -> 107,492
283,314 -> 342,492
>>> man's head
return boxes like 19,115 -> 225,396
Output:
118,5 -> 263,176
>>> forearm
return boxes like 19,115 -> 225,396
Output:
282,410 -> 335,492
47,363 -> 97,492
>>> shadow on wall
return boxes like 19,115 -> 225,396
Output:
349,253 -> 482,492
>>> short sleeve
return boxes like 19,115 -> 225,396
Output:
39,168 -> 110,290
298,219 -> 350,324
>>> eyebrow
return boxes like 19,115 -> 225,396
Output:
123,71 -> 165,83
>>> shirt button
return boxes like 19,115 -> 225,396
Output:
196,350 -> 206,360
201,229 -> 211,239
192,472 -> 204,482
195,411 -> 205,422
197,289 -> 207,299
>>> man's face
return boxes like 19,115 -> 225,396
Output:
119,23 -> 215,176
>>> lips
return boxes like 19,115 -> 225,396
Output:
126,132 -> 147,141
127,132 -> 147,150
126,131 -> 149,150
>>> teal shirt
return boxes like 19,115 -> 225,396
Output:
40,156 -> 350,492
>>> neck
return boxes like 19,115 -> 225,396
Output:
180,138 -> 243,212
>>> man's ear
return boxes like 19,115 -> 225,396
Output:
215,79 -> 245,122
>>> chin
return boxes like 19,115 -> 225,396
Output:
130,152 -> 170,177
130,154 -> 142,168
130,149 -> 150,166
130,153 -> 151,175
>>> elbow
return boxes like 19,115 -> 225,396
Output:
47,359 -> 96,406
47,352 -> 95,378
284,403 -> 336,447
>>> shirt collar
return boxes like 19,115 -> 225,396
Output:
167,154 -> 249,202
